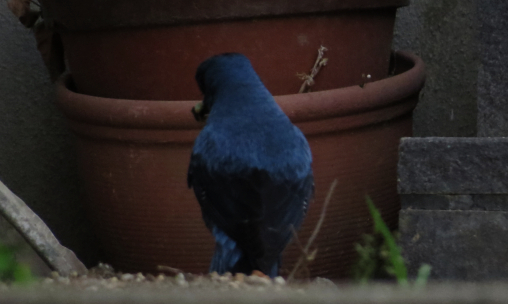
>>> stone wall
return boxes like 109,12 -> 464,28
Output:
398,138 -> 508,280
397,0 -> 508,281
476,0 -> 508,136
393,0 -> 479,137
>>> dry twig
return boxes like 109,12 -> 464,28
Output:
287,179 -> 338,281
297,45 -> 329,93
157,265 -> 184,275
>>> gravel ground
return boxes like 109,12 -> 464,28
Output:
4,276 -> 508,304
4,264 -> 508,304
0,263 -> 337,293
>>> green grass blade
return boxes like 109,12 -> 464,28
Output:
414,264 -> 432,288
366,196 -> 408,286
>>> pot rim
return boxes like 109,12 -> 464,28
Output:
41,0 -> 409,31
55,51 -> 425,131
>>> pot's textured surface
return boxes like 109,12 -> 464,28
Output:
56,52 -> 425,278
61,11 -> 397,101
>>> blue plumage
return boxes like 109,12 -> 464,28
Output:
188,53 -> 314,278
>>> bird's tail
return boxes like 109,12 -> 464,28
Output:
210,226 -> 281,277
209,226 -> 243,274
256,256 -> 280,278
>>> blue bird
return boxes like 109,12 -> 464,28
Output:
188,53 -> 314,278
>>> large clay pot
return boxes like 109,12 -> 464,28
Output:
41,0 -> 409,100
55,51 -> 425,278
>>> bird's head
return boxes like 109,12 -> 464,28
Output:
192,53 -> 255,122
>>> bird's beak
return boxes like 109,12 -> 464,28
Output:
192,102 -> 209,122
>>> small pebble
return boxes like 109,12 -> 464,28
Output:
135,273 -> 145,282
109,277 -> 118,283
234,273 -> 245,282
50,271 -> 60,279
120,273 -> 134,281
245,275 -> 271,286
228,281 -> 241,289
70,271 -> 78,277
156,274 -> 165,281
175,273 -> 185,281
274,276 -> 286,286
175,273 -> 189,287
210,271 -> 220,281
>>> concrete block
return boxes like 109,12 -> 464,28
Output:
393,0 -> 478,137
398,137 -> 508,194
400,209 -> 508,281
477,0 -> 508,136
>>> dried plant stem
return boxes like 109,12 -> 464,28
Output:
287,179 -> 338,281
157,265 -> 183,275
298,45 -> 329,93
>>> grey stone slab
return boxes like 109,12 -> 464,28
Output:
399,209 -> 508,281
393,0 -> 479,137
0,180 -> 87,276
0,216 -> 51,277
398,137 -> 508,194
0,5 -> 101,266
401,194 -> 508,211
477,0 -> 508,136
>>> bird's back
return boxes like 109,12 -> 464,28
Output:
188,53 -> 313,277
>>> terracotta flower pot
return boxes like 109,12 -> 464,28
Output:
55,51 -> 425,278
41,0 -> 409,100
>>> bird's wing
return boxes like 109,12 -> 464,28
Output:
188,152 -> 314,267
188,153 -> 266,259
256,172 -> 314,271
